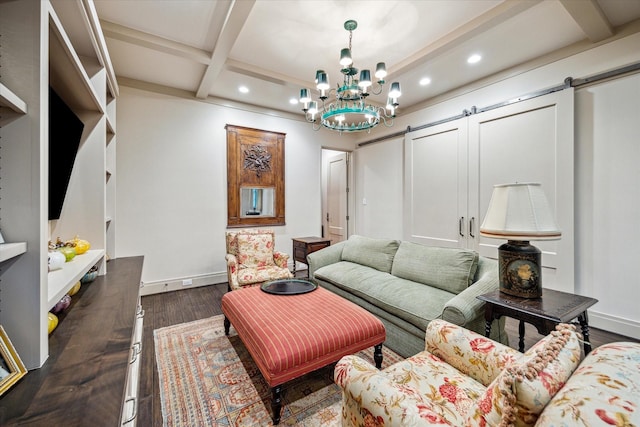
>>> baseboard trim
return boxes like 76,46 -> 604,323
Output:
589,310 -> 640,340
140,272 -> 228,296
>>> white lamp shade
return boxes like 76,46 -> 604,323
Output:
480,182 -> 561,241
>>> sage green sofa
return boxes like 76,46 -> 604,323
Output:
307,235 -> 507,357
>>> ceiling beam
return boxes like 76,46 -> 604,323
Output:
224,59 -> 310,89
389,0 -> 542,78
100,19 -> 211,64
559,0 -> 614,42
195,0 -> 256,99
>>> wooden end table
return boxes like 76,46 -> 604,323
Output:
477,289 -> 598,354
292,236 -> 330,275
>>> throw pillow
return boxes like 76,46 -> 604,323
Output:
464,323 -> 581,427
391,242 -> 479,294
237,232 -> 276,269
341,235 -> 400,273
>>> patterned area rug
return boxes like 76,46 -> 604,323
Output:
154,314 -> 403,427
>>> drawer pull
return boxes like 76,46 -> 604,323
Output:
469,217 -> 475,238
122,396 -> 137,425
129,342 -> 141,364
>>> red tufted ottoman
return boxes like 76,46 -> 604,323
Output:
221,284 -> 385,425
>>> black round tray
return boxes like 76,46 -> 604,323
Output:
261,279 -> 317,295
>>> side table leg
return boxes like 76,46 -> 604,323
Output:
373,344 -> 383,369
518,320 -> 526,353
224,316 -> 230,336
578,311 -> 593,354
484,320 -> 492,337
271,385 -> 283,425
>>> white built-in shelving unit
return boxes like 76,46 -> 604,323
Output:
0,0 -> 117,370
0,85 -> 29,261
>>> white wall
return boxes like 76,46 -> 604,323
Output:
350,32 -> 640,338
353,138 -> 404,239
575,72 -> 640,338
115,87 -> 351,293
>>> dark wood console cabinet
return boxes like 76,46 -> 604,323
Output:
292,237 -> 331,275
0,257 -> 144,426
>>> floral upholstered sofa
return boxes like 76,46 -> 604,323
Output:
335,319 -> 640,426
225,229 -> 292,290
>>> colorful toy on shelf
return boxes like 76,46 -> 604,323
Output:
48,312 -> 59,334
51,294 -> 71,314
48,250 -> 66,271
81,265 -> 99,284
58,246 -> 76,262
68,281 -> 81,296
66,235 -> 91,255
53,237 -> 76,262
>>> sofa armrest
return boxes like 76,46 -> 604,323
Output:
273,251 -> 289,269
441,260 -> 498,327
225,253 -> 240,290
334,355 -> 448,426
307,241 -> 346,278
425,319 -> 520,386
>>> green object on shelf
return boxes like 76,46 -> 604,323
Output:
58,246 -> 76,262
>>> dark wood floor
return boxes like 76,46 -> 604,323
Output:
139,282 -> 638,427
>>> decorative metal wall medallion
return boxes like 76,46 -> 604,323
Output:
243,145 -> 271,178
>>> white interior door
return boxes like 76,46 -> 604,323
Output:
327,152 -> 348,244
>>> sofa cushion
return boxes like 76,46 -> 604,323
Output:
237,232 -> 275,268
391,242 -> 479,294
314,261 -> 454,331
465,323 -> 581,427
341,235 -> 400,273
381,351 -> 487,425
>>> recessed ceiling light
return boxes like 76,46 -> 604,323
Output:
467,54 -> 482,64
289,98 -> 298,105
419,77 -> 432,86
238,86 -> 249,93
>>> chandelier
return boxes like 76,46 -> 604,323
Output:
299,20 -> 401,133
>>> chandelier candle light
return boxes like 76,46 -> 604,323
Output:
299,20 -> 401,133
480,183 -> 561,298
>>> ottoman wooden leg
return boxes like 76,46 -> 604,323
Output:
373,344 -> 383,369
271,385 -> 283,425
224,316 -> 230,335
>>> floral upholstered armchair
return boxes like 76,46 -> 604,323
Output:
336,318 -> 640,426
225,229 -> 293,291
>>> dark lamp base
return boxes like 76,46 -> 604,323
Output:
498,240 -> 542,298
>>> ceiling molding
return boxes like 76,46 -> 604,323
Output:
388,0 -> 542,77
118,76 -> 304,122
559,0 -> 613,42
195,0 -> 256,99
100,19 -> 211,64
224,59 -> 309,89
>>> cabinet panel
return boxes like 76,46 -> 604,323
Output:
469,89 -> 574,292
404,119 -> 468,248
404,89 -> 574,292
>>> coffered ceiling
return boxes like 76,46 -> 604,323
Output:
72,1 -> 640,120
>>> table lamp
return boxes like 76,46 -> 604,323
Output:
480,183 -> 561,298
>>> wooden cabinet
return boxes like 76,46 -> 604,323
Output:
0,0 -> 117,369
0,258 -> 143,425
292,237 -> 331,274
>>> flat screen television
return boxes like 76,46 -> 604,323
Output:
49,87 -> 84,220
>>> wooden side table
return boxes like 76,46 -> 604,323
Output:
477,289 -> 598,354
292,237 -> 331,275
